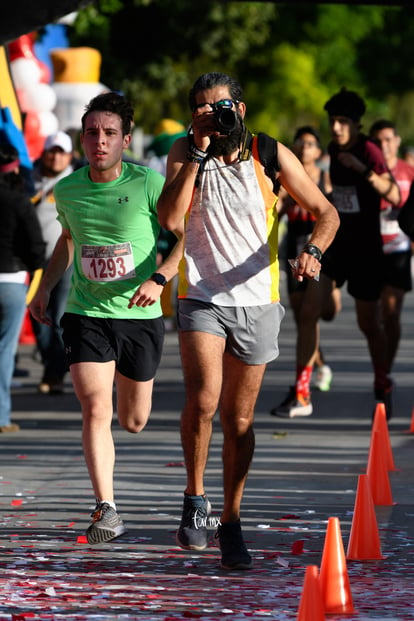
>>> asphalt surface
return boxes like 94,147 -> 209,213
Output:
1,280 -> 414,620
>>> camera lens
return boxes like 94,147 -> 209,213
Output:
215,108 -> 237,134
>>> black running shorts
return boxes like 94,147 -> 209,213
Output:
60,313 -> 165,381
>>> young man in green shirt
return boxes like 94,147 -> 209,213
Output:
30,92 -> 183,544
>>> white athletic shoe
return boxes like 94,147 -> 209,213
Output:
313,365 -> 333,392
270,387 -> 313,418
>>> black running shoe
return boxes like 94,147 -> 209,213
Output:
216,521 -> 253,570
176,493 -> 212,551
374,379 -> 393,421
86,502 -> 127,544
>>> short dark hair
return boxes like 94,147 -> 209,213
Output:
293,125 -> 321,145
188,72 -> 243,111
81,91 -> 134,136
369,119 -> 397,138
0,142 -> 23,191
324,88 -> 366,122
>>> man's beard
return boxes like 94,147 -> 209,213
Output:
208,115 -> 244,157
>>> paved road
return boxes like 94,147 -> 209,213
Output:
1,284 -> 414,620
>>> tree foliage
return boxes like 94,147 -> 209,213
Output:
68,1 -> 414,145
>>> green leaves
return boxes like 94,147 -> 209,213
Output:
67,2 -> 412,143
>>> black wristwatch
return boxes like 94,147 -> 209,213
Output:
150,272 -> 167,287
302,243 -> 323,262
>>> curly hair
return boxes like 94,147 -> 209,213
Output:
81,91 -> 134,136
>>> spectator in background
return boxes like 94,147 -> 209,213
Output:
31,131 -> 74,394
369,120 -> 414,377
0,143 -> 45,431
146,118 -> 187,175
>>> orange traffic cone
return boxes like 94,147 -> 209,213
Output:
366,430 -> 394,505
404,406 -> 414,433
297,565 -> 325,621
346,474 -> 385,560
372,403 -> 397,471
319,517 -> 355,614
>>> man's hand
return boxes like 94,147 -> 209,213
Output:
288,254 -> 321,282
29,286 -> 52,325
128,279 -> 164,308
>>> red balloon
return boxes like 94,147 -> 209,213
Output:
8,32 -> 50,83
38,60 -> 51,84
24,110 -> 40,134
7,33 -> 36,61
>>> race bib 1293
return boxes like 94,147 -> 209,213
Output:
81,242 -> 136,282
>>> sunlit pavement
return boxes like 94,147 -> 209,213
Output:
1,285 -> 414,620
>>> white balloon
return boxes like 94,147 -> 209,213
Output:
38,111 -> 59,136
10,58 -> 41,88
24,83 -> 57,113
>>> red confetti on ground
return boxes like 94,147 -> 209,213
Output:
291,540 -> 304,554
280,514 -> 302,520
76,535 -> 88,543
11,499 -> 23,506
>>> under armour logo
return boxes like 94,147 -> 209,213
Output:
118,196 -> 129,203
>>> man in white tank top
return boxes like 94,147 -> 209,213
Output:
157,72 -> 339,570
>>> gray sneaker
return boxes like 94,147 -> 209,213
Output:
176,493 -> 212,551
86,501 -> 127,544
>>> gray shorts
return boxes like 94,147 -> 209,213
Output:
177,299 -> 285,365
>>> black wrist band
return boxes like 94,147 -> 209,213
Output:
187,144 -> 208,165
190,144 -> 208,158
186,152 -> 204,164
188,144 -> 207,161
302,243 -> 322,262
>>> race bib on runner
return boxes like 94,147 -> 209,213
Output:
381,208 -> 410,253
380,207 -> 401,236
81,242 -> 136,282
332,185 -> 360,214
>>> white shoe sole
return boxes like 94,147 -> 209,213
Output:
289,404 -> 313,417
271,403 -> 313,418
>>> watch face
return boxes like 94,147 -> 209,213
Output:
152,273 -> 166,286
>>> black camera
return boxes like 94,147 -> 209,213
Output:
214,105 -> 237,135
